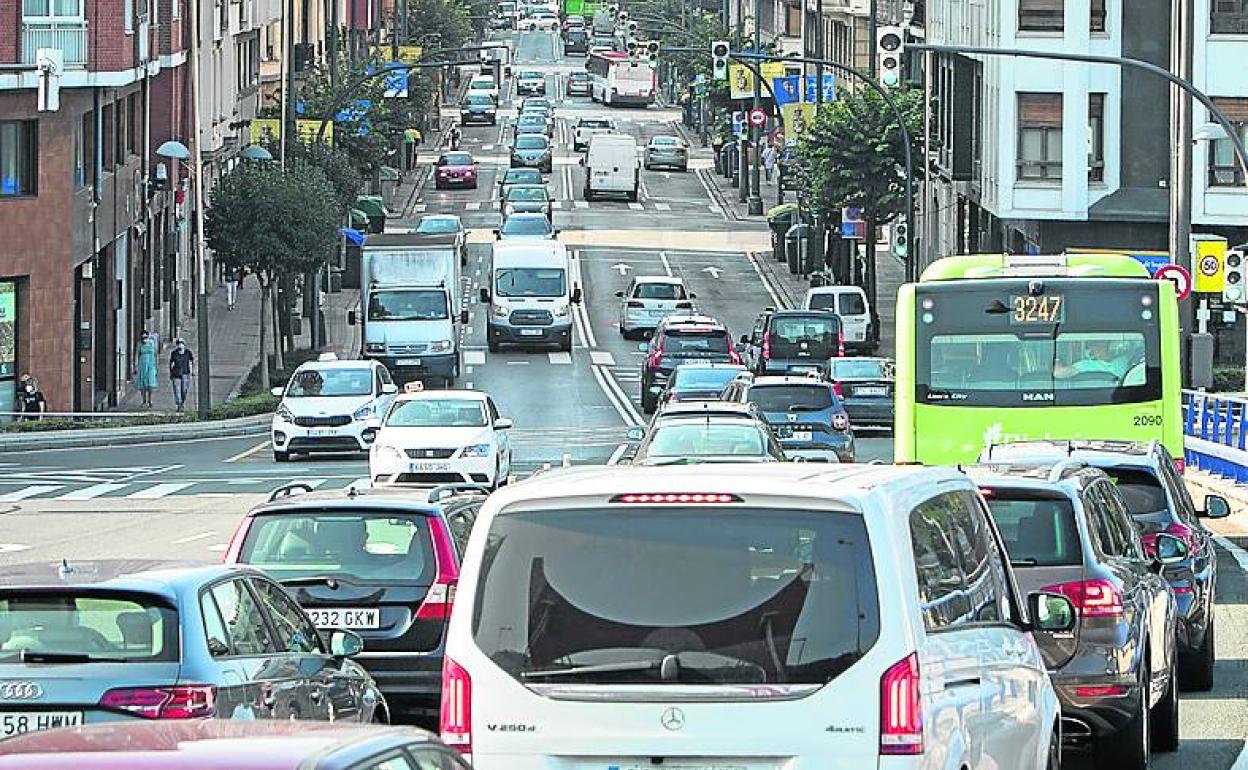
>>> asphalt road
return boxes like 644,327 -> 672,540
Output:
1,28 -> 1246,770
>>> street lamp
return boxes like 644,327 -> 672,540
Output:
1193,122 -> 1229,143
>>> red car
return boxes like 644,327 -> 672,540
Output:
0,720 -> 470,770
433,151 -> 478,190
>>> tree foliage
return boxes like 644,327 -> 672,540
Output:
399,0 -> 473,51
288,141 -> 363,216
798,85 -> 925,225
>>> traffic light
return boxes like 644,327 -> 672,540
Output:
645,40 -> 659,63
711,41 -> 730,81
608,4 -> 618,18
625,19 -> 638,36
877,25 -> 904,89
626,40 -> 638,63
1225,249 -> 1244,303
892,219 -> 909,259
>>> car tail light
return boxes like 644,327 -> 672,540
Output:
627,300 -> 644,308
762,333 -> 772,360
1042,579 -> 1124,618
1174,457 -> 1185,474
416,518 -> 460,621
728,345 -> 742,365
100,685 -> 216,719
676,301 -> 693,309
880,653 -> 922,756
611,493 -> 743,504
221,519 -> 250,563
832,413 -> 850,431
441,657 -> 473,755
1073,684 -> 1128,697
831,380 -> 844,398
838,332 -> 846,357
1141,522 -> 1199,561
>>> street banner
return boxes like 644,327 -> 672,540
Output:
251,118 -> 334,145
397,45 -> 423,65
803,74 -> 835,102
383,62 -> 408,98
772,75 -> 800,106
782,102 -> 816,140
729,61 -> 788,99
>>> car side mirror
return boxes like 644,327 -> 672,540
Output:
460,309 -> 470,325
1151,532 -> 1190,567
381,383 -> 399,395
689,292 -> 697,299
270,386 -> 284,397
1028,592 -> 1076,633
1203,494 -> 1231,519
615,290 -> 625,298
494,417 -> 513,430
480,287 -> 491,303
625,426 -> 645,442
571,287 -> 583,304
329,629 -> 364,658
347,310 -> 357,326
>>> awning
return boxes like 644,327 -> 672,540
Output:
354,195 -> 387,218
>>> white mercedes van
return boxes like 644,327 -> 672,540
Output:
583,133 -> 640,201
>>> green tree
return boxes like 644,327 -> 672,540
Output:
289,141 -> 363,216
204,161 -> 339,388
399,0 -> 472,51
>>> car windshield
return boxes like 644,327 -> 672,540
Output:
673,368 -> 742,392
471,78 -> 496,89
440,153 -> 473,166
984,494 -> 1083,567
839,293 -> 867,315
472,506 -> 880,687
0,593 -> 178,662
515,136 -> 548,150
749,385 -> 835,413
236,514 -> 436,584
286,368 -> 373,397
832,359 -> 890,379
415,217 -> 460,234
570,72 -> 589,81
635,282 -> 686,300
496,267 -> 566,297
386,398 -> 488,427
662,329 -> 730,355
466,95 -> 493,106
645,422 -> 767,457
505,170 -> 542,185
508,187 -> 547,202
368,289 -> 449,322
501,216 -> 553,237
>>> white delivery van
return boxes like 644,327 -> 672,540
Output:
480,240 -> 581,352
804,284 -> 875,353
582,133 -> 640,201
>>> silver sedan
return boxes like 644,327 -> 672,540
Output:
643,135 -> 688,172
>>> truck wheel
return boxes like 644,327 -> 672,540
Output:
274,451 -> 291,463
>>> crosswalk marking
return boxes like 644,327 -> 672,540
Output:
464,350 -> 487,365
126,483 -> 194,499
551,200 -> 563,209
548,351 -> 572,364
0,485 -> 63,502
58,483 -> 128,500
347,478 -> 371,491
412,204 -> 427,213
628,202 -> 644,210
590,350 -> 616,366
654,202 -> 671,211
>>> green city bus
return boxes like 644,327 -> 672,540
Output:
895,252 -> 1182,464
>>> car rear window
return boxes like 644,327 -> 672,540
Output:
1100,467 -> 1169,516
983,493 -> 1082,566
646,422 -> 766,458
238,513 -> 436,584
0,592 -> 179,662
771,314 -> 840,341
579,119 -> 611,128
635,282 -> 685,300
673,367 -> 741,391
466,94 -> 493,106
472,507 -> 880,688
748,384 -> 834,413
832,359 -> 888,379
662,328 -> 730,354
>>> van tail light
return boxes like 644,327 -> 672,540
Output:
762,333 -> 772,360
831,380 -> 844,398
416,519 -> 460,621
441,656 -> 473,755
1174,457 -> 1186,474
879,653 -> 922,756
1042,579 -> 1124,618
100,685 -> 217,719
675,301 -> 693,309
838,332 -> 846,357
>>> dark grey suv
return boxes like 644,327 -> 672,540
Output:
968,462 -> 1183,770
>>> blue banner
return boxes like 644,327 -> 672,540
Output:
771,76 -> 801,106
803,74 -> 835,103
383,62 -> 408,98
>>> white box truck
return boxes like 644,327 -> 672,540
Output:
349,232 -> 467,387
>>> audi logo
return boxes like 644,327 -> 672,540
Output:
0,682 -> 44,700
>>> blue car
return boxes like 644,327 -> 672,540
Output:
721,373 -> 855,462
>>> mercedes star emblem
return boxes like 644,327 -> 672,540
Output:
660,706 -> 685,731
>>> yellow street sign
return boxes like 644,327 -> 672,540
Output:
398,45 -> 423,65
728,61 -> 789,100
1192,235 -> 1228,294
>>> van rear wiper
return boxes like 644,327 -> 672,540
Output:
521,658 -> 660,680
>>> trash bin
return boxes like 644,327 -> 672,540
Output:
767,204 -> 799,263
329,269 -> 343,294
785,223 -> 811,275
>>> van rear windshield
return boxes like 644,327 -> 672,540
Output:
472,507 -> 880,687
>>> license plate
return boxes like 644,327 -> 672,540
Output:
307,428 -> 339,437
855,386 -> 887,396
409,461 -> 450,471
0,712 -> 83,738
307,607 -> 381,629
397,358 -> 422,366
792,431 -> 813,441
519,328 -> 544,336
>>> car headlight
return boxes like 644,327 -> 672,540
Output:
352,403 -> 374,420
430,340 -> 453,353
372,444 -> 406,463
553,304 -> 570,317
461,443 -> 492,458
364,342 -> 386,354
492,303 -> 510,318
276,404 -> 294,422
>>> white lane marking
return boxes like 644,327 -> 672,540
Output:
745,250 -> 786,309
694,169 -> 730,221
507,360 -> 531,365
207,543 -> 228,552
707,205 -> 720,215
659,251 -> 673,276
0,543 -> 32,554
654,202 -> 671,211
225,439 -> 271,463
57,483 -> 127,500
570,250 -> 598,348
574,200 -> 589,208
464,350 -> 487,365
590,350 -> 616,366
0,485 -> 63,501
466,201 -> 481,211
607,443 -> 629,465
483,144 -> 495,150
126,483 -> 194,499
413,204 -> 427,213
173,531 -> 217,545
590,364 -> 643,426
548,351 -> 573,364
628,202 -> 644,210
465,365 -> 474,374
347,477 -> 371,490
466,381 -> 474,389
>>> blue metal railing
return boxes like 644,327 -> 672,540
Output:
1183,389 -> 1248,482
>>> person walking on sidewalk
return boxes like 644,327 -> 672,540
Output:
135,330 -> 159,407
17,374 -> 46,421
225,265 -> 242,311
169,338 -> 195,411
762,143 -> 778,182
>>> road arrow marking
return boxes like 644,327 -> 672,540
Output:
612,263 -> 632,275
702,266 -> 723,279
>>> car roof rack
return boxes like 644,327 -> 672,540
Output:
1046,459 -> 1089,483
427,483 -> 492,503
267,482 -> 316,502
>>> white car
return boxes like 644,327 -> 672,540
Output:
526,10 -> 559,30
467,75 -> 499,101
515,70 -> 546,95
442,463 -> 1074,770
616,275 -> 695,338
572,116 -> 614,151
370,389 -> 513,488
270,355 -> 398,462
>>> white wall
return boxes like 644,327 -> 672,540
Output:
1192,3 -> 1248,226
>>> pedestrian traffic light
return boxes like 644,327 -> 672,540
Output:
625,19 -> 638,36
1225,249 -> 1244,303
892,219 -> 909,258
877,25 -> 904,89
711,41 -> 730,81
608,4 -> 618,18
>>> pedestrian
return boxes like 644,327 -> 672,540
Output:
762,143 -> 778,182
169,338 -> 194,411
224,265 -> 241,311
18,375 -> 46,421
449,124 -> 462,151
135,330 -> 159,407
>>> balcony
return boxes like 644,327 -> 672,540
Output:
22,19 -> 88,66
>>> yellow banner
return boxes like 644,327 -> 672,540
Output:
250,118 -> 281,145
729,61 -> 791,99
398,45 -> 423,65
249,118 -> 335,146
782,102 -> 816,140
296,119 -> 333,144
1193,236 -> 1228,294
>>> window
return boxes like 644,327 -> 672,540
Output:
1091,0 -> 1106,31
125,0 -> 133,33
251,579 -> 322,654
1017,93 -> 1063,181
128,95 -> 141,157
985,493 -> 1083,567
1208,98 -> 1248,187
0,593 -> 178,661
1085,486 -> 1126,557
1212,0 -> 1248,33
1088,93 -> 1105,182
951,493 -> 1009,624
445,504 -> 478,556
784,2 -> 801,36
236,514 -> 435,584
0,122 -> 37,197
1099,483 -> 1144,560
209,579 -> 277,655
172,0 -> 179,20
1019,0 -> 1063,30
910,492 -> 973,630
22,0 -> 82,16
201,591 -> 232,656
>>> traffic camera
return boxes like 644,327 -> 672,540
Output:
876,26 -> 904,89
1225,249 -> 1244,303
892,219 -> 909,259
711,41 -> 730,81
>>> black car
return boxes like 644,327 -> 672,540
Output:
564,29 -> 589,54
566,70 -> 592,94
639,314 -> 741,413
740,308 -> 844,376
979,439 -> 1232,690
828,356 -> 894,428
969,462 -> 1182,769
228,483 -> 486,722
655,362 -> 747,409
459,93 -> 497,125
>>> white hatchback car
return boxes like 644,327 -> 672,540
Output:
441,463 -> 1075,770
616,275 -> 696,339
270,355 -> 398,462
369,389 -> 513,488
